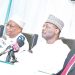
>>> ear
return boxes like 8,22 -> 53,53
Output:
55,28 -> 60,34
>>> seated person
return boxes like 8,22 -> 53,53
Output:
0,15 -> 29,63
32,14 -> 70,75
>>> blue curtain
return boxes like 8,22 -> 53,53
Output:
4,0 -> 12,24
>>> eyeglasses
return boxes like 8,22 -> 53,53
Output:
5,23 -> 20,29
6,24 -> 16,28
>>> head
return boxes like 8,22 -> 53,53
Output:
42,15 -> 64,43
6,16 -> 25,38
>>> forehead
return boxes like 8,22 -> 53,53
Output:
8,20 -> 18,26
43,22 -> 57,28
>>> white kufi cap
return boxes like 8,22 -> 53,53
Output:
9,15 -> 25,28
46,15 -> 64,31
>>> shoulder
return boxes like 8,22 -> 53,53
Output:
54,39 -> 70,50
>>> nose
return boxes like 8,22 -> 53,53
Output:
42,25 -> 46,33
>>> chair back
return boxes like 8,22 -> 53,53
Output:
61,51 -> 75,75
22,33 -> 38,53
61,37 -> 75,50
0,25 -> 4,37
56,50 -> 75,75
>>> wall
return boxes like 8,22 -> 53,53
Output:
0,0 -> 9,24
0,0 -> 75,39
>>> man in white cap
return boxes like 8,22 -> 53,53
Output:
31,15 -> 70,75
0,15 -> 29,63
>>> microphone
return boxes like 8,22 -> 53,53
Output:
17,35 -> 25,47
0,45 -> 13,56
0,35 -> 25,56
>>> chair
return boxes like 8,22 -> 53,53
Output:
61,50 -> 75,75
61,37 -> 75,50
54,38 -> 75,75
22,33 -> 38,53
0,25 -> 4,37
54,50 -> 75,75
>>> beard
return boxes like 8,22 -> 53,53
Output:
42,31 -> 55,40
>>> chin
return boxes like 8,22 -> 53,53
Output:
7,34 -> 14,38
42,35 -> 46,39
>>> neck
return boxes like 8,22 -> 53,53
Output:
46,36 -> 59,44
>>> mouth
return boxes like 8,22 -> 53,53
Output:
6,31 -> 12,35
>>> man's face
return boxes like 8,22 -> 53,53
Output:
42,22 -> 59,40
6,20 -> 22,38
